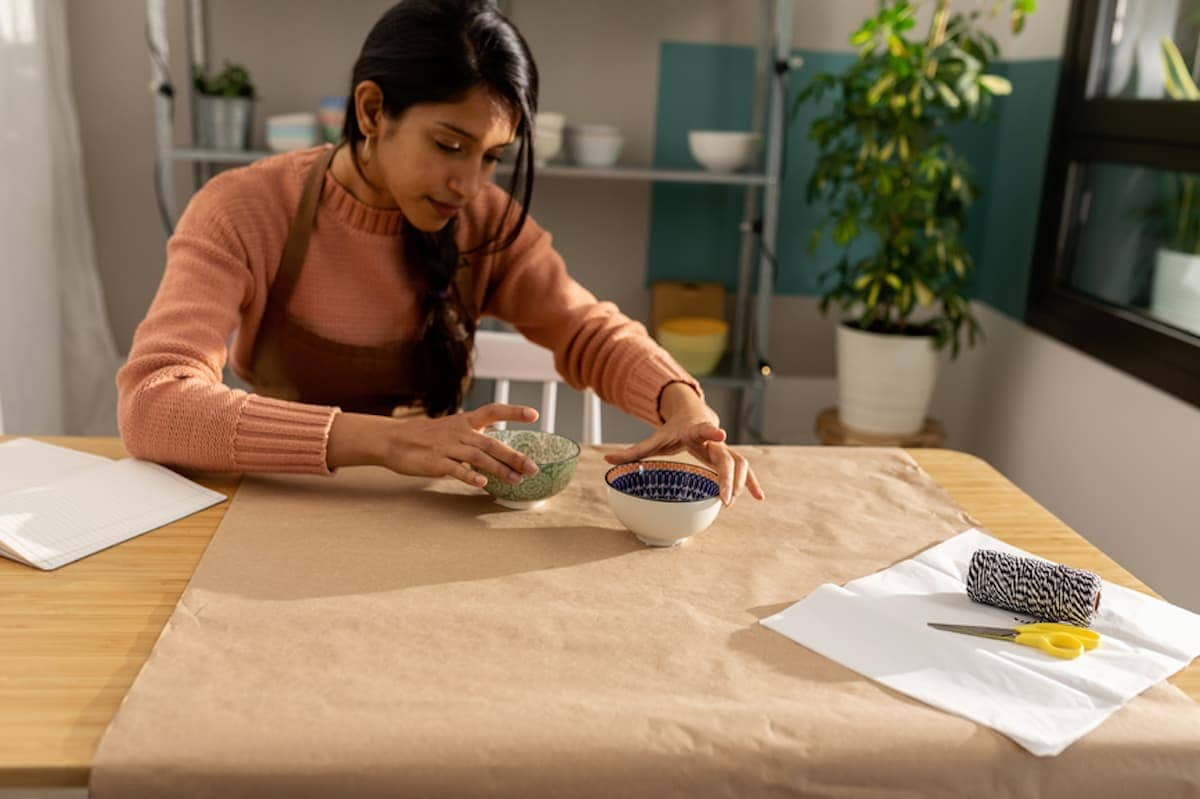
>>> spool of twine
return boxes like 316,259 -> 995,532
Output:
966,549 -> 1102,627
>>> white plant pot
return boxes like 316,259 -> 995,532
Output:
1150,248 -> 1200,336
836,322 -> 938,436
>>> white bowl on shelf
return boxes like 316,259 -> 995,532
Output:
266,112 -> 319,152
687,131 -> 761,173
534,111 -> 565,133
534,128 -> 563,166
566,124 -> 624,168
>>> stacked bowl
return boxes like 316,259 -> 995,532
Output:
656,317 -> 729,377
265,113 -> 319,152
533,112 -> 564,167
566,123 -> 624,168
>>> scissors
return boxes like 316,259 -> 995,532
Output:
928,622 -> 1101,660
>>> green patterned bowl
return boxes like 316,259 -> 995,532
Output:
481,429 -> 580,510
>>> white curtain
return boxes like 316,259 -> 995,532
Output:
0,0 -> 120,435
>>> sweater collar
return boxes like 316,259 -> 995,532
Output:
298,146 -> 406,236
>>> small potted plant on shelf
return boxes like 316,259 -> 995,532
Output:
1149,37 -> 1200,336
794,0 -> 1034,435
192,60 -> 256,152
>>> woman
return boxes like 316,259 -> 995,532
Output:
118,0 -> 763,505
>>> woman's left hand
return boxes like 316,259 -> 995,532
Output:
603,383 -> 765,507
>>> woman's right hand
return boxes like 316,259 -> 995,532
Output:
327,404 -> 542,487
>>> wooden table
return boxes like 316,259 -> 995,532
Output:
1,437 -> 1196,790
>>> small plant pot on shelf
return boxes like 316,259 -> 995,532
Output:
195,95 -> 254,151
192,61 -> 256,152
836,322 -> 938,436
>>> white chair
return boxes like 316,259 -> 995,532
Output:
472,330 -> 602,444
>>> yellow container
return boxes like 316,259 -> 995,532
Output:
657,317 -> 729,376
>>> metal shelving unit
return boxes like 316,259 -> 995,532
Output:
147,0 -> 795,442
494,163 -> 774,186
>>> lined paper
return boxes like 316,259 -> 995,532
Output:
0,437 -> 111,494
0,439 -> 225,570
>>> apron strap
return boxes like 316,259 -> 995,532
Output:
249,145 -> 337,374
267,145 -> 338,313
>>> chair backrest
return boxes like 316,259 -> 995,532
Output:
472,330 -> 602,445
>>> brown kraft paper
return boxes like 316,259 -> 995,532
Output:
91,447 -> 1200,798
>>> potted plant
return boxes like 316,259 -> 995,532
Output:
795,0 -> 1034,434
192,60 -> 256,151
1149,38 -> 1200,336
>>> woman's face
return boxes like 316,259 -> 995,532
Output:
366,84 -> 519,232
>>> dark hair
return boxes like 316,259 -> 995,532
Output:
343,0 -> 538,417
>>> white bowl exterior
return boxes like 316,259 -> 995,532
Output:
267,112 -> 318,127
267,133 -> 319,152
568,134 -> 623,168
535,111 -> 565,130
606,486 -> 721,545
570,123 -> 620,136
687,132 -> 761,172
534,129 -> 563,163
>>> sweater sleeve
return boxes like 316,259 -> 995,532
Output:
473,188 -> 702,427
116,174 -> 338,474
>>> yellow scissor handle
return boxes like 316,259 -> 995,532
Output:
1016,623 -> 1101,651
1013,631 -> 1085,659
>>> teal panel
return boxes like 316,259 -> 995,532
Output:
648,43 -> 1062,319
970,60 -> 1062,318
646,43 -> 756,287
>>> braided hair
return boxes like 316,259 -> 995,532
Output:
342,0 -> 538,416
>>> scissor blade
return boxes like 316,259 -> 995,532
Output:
927,622 -> 1017,640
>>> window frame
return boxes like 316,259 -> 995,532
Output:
1027,0 -> 1200,407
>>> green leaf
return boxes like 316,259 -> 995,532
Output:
808,227 -> 824,254
867,74 -> 898,105
979,74 -> 1013,95
1162,37 -> 1200,100
854,274 -> 873,290
934,81 -> 960,109
915,281 -> 934,308
884,273 -> 902,290
834,216 -> 859,246
866,282 -> 881,309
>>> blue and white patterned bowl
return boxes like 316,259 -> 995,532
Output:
604,460 -> 722,546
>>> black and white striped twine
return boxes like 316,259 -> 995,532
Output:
966,549 -> 1102,627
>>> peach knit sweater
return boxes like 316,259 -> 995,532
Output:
117,146 -> 700,474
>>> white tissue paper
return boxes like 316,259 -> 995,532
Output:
761,527 -> 1200,756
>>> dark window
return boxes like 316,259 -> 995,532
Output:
1028,0 -> 1200,407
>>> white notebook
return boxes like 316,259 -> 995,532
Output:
0,438 -> 226,570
